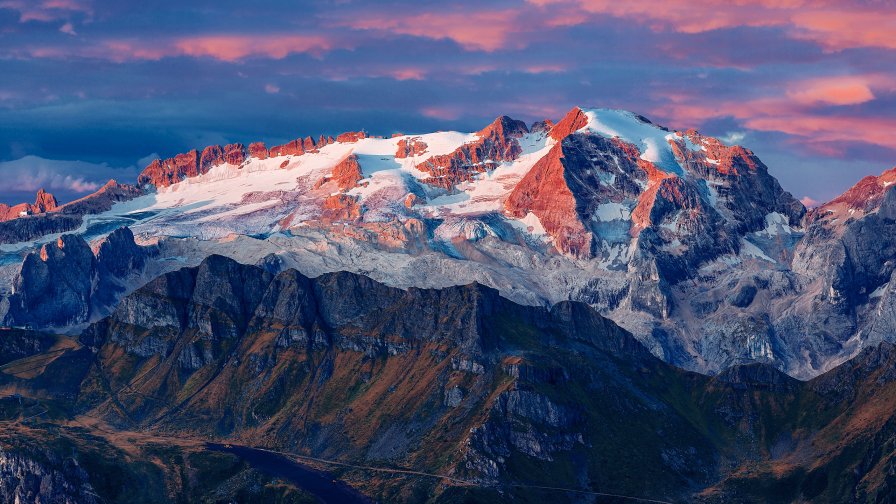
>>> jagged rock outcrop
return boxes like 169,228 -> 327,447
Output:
269,138 -> 305,157
2,228 -> 148,328
223,143 -> 247,165
137,150 -> 199,188
548,106 -> 589,141
336,131 -> 367,143
395,137 -> 427,159
200,145 -> 224,172
248,141 -> 268,160
32,189 -> 57,213
6,234 -> 95,327
416,115 -> 529,189
315,153 -> 364,191
0,449 -> 98,504
0,188 -> 59,221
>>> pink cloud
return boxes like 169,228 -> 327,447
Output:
523,64 -> 567,74
800,196 -> 820,208
743,115 -> 896,151
0,0 -> 92,22
173,35 -> 335,61
648,72 -> 896,156
13,34 -> 343,62
342,9 -> 522,52
791,10 -> 896,51
420,106 -> 464,120
786,76 -> 875,106
390,68 -> 426,81
59,21 -> 76,35
527,0 -> 896,52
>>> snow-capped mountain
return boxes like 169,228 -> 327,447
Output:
2,105 -> 894,378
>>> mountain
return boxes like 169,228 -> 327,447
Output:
0,180 -> 141,245
2,227 -> 151,328
0,189 -> 57,221
0,105 -> 892,381
5,255 -> 896,502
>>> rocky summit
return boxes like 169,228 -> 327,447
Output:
2,105 -> 896,502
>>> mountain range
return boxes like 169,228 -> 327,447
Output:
2,106 -> 896,502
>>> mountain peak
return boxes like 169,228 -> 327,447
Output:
816,165 -> 896,216
477,115 -> 529,139
549,106 -> 589,140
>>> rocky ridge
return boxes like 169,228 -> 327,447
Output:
0,189 -> 57,222
6,256 -> 896,501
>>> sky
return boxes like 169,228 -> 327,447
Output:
0,0 -> 894,206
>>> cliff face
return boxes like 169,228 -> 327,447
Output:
2,227 -> 149,328
0,449 -> 98,504
414,116 -> 529,189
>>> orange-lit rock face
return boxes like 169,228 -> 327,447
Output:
137,149 -> 200,188
33,189 -> 57,213
223,143 -> 247,166
336,131 -> 367,143
248,142 -> 269,160
270,139 -> 304,157
505,131 -> 734,261
505,142 -> 592,258
200,145 -> 225,172
816,166 -> 896,217
0,189 -> 59,221
609,137 -> 677,233
303,136 -> 317,152
395,138 -> 428,159
416,115 -> 528,190
315,154 -> 364,191
321,194 -> 362,222
549,107 -> 589,141
670,130 -> 759,177
667,129 -> 804,233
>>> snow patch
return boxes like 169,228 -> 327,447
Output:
580,109 -> 683,175
740,238 -> 775,262
758,212 -> 794,238
594,202 -> 630,221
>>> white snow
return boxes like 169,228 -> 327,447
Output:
579,109 -> 683,175
740,238 -> 775,262
594,202 -> 631,222
518,212 -> 547,236
423,132 -> 554,216
758,212 -> 794,238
